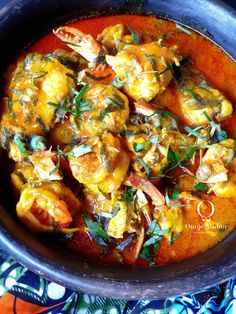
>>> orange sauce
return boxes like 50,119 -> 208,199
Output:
17,15 -> 236,265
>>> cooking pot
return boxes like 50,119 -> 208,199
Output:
0,0 -> 235,300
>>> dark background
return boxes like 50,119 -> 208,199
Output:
0,0 -> 235,9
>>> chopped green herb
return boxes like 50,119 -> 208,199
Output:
170,231 -> 182,245
176,24 -> 193,36
98,96 -> 125,120
133,141 -> 151,152
148,136 -> 159,144
165,188 -> 187,208
202,111 -> 228,143
118,187 -> 135,204
11,88 -> 23,96
133,142 -> 145,152
49,145 -> 67,176
13,133 -> 28,155
71,144 -> 92,157
172,188 -> 179,201
137,157 -> 151,179
184,126 -> 209,142
144,54 -> 160,82
140,220 -> 169,262
36,116 -> 48,135
84,212 -> 111,246
31,70 -> 48,85
116,233 -> 135,251
49,84 -> 94,129
112,77 -> 126,89
112,203 -> 120,218
127,25 -> 140,44
139,246 -> 152,262
194,182 -> 208,191
225,140 -> 236,167
184,146 -> 196,162
166,145 -> 181,168
100,146 -> 111,172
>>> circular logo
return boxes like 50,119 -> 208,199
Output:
197,200 -> 215,221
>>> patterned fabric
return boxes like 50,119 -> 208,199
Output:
0,252 -> 235,313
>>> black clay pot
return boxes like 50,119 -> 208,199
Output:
0,0 -> 235,300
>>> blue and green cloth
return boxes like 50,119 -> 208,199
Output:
0,250 -> 235,313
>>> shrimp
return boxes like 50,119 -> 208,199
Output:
0,53 -> 75,140
179,65 -> 233,126
97,23 -> 134,51
196,139 -> 236,197
83,188 -> 143,239
77,84 -> 130,135
69,132 -> 130,193
16,182 -> 81,232
106,42 -> 181,101
53,26 -> 103,63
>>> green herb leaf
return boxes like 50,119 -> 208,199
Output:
71,144 -> 92,157
31,70 -> 48,85
13,133 -> 28,155
166,145 -> 181,168
172,188 -> 179,201
127,25 -> 139,44
116,233 -> 135,251
112,204 -> 120,218
118,187 -> 135,204
176,24 -> 193,36
194,182 -> 208,191
143,235 -> 162,247
165,188 -> 187,208
100,146 -> 111,172
184,126 -> 209,142
225,140 -> 236,167
184,146 -> 196,162
98,96 -> 125,120
137,157 -> 151,179
84,212 -> 111,246
170,231 -> 181,245
112,77 -> 126,89
139,246 -> 152,261
144,54 -> 160,82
